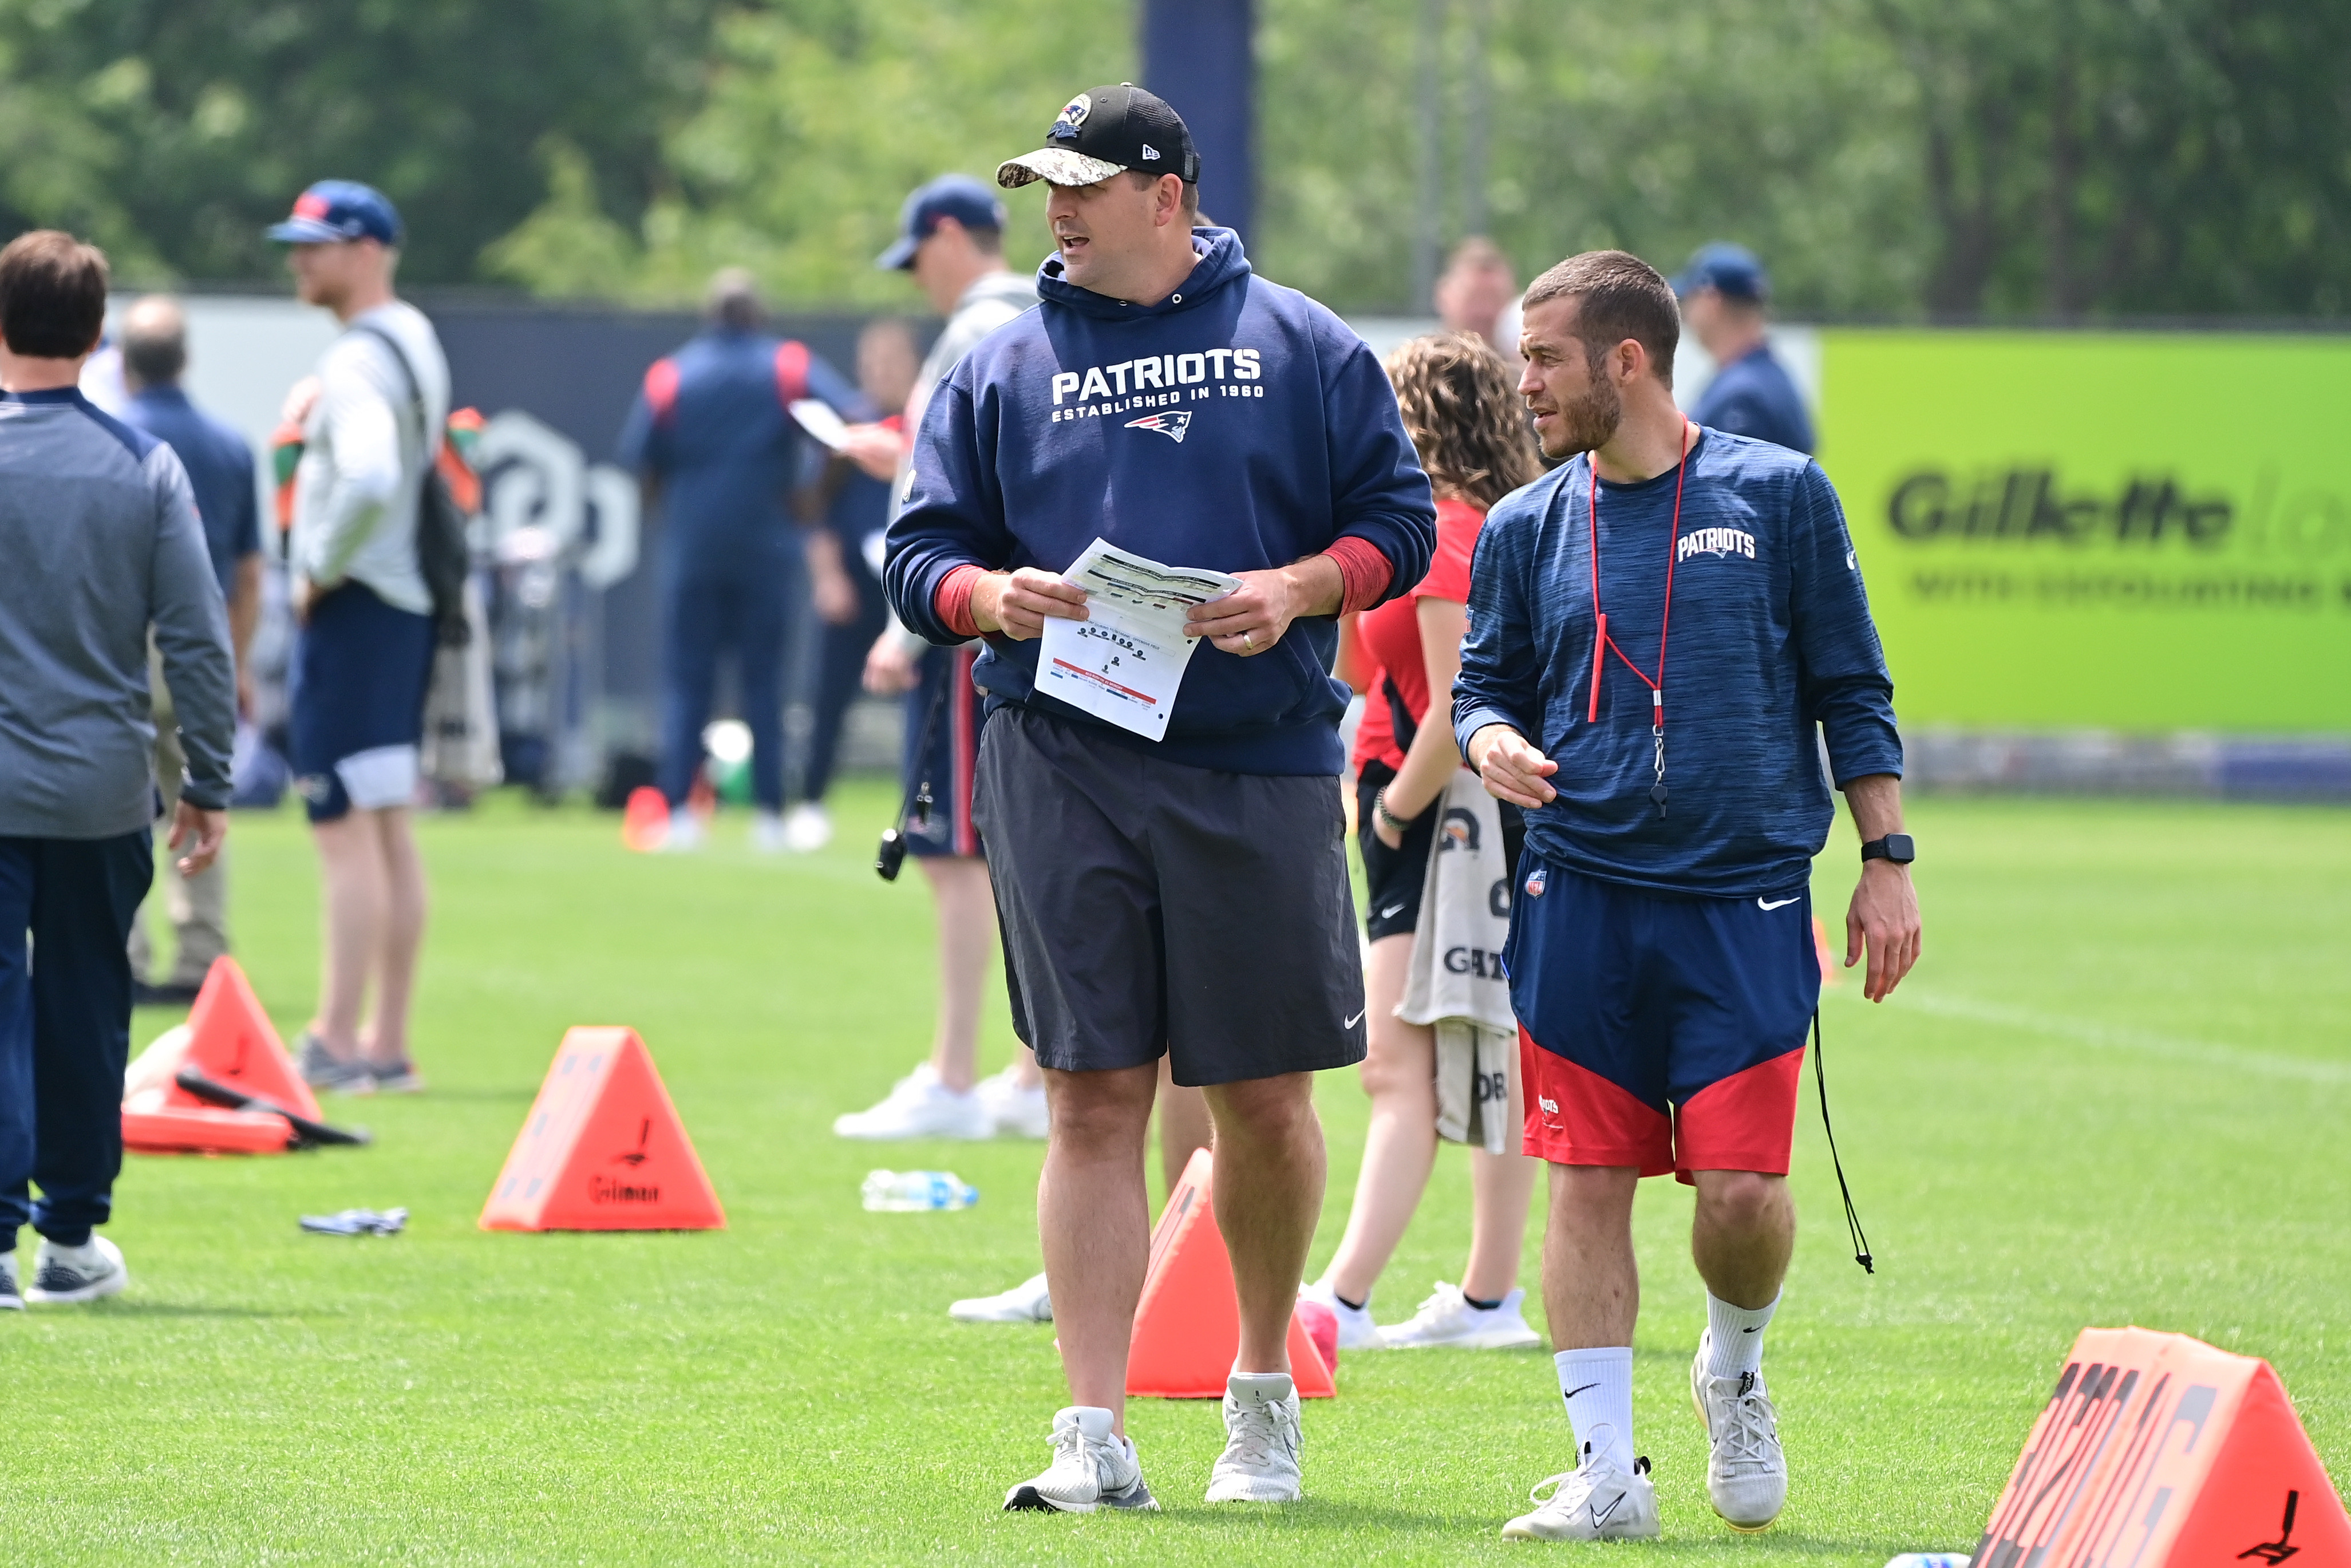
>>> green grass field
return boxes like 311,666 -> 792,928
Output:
6,785 -> 2347,1565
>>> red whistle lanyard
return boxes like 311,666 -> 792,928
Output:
1583,422 -> 1695,819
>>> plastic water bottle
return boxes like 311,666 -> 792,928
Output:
861,1170 -> 978,1212
1884,1555 -> 1972,1568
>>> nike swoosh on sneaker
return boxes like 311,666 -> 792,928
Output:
1757,896 -> 1800,911
1591,1492 -> 1623,1528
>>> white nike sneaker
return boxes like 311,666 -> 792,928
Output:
1500,1444 -> 1661,1541
1297,1279 -> 1384,1350
0,1251 -> 21,1311
950,1270 -> 1053,1324
781,802 -> 833,853
1692,1330 -> 1788,1531
661,809 -> 705,853
24,1236 -> 128,1305
832,1064 -> 991,1140
1003,1405 -> 1158,1512
1206,1372 -> 1303,1502
974,1065 -> 1049,1139
1377,1281 -> 1544,1350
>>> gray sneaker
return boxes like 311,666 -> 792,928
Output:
368,1059 -> 428,1095
25,1236 -> 128,1304
298,1032 -> 376,1096
0,1251 -> 21,1311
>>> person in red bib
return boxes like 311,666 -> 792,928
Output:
1302,331 -> 1546,1353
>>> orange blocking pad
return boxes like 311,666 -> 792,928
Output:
1126,1149 -> 1334,1399
479,1028 -> 724,1231
1973,1326 -> 2349,1568
168,957 -> 321,1123
124,1104 -> 292,1155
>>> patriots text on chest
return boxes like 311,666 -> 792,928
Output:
1050,349 -> 1264,420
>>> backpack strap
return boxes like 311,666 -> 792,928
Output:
773,339 -> 809,408
350,321 -> 441,455
644,357 -> 682,426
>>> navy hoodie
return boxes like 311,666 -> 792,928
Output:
1452,429 -> 1902,898
887,228 -> 1436,776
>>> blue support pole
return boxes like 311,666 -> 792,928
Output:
1140,0 -> 1256,245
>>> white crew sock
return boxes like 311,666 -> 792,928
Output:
1705,1290 -> 1780,1379
1554,1347 -> 1635,1472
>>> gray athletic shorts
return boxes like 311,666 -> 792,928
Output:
973,706 -> 1367,1088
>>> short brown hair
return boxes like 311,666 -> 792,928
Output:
1385,331 -> 1545,511
0,231 -> 109,358
1520,249 -> 1679,389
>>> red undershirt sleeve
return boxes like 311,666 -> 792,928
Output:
934,563 -> 986,639
1323,536 -> 1396,615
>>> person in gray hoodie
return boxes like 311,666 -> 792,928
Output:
0,230 -> 234,1309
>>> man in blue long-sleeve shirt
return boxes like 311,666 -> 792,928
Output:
1453,251 -> 1921,1543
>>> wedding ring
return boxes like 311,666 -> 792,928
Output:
1242,632 -> 1255,651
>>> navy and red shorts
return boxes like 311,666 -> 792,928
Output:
900,644 -> 983,859
1507,855 -> 1819,1183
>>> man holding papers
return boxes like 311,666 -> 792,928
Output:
886,85 -> 1435,1514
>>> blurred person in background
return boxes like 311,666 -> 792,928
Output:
1301,331 -> 1546,1353
1435,237 -> 1521,365
618,269 -> 870,853
269,180 -> 448,1096
117,295 -> 262,1006
0,231 -> 232,1307
1673,243 -> 1813,456
787,317 -> 921,854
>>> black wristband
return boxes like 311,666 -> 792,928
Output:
1860,833 -> 1915,866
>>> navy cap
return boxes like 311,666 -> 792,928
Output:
876,175 -> 1009,271
1672,242 -> 1769,302
266,180 -> 404,247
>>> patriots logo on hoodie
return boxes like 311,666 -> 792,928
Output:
1124,411 -> 1192,444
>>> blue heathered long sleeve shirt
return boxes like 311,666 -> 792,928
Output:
886,227 -> 1436,777
1453,428 -> 1900,898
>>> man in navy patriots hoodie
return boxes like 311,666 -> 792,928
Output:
887,85 -> 1435,1514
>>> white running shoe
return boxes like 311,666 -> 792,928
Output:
832,1064 -> 992,1140
24,1236 -> 128,1305
749,809 -> 789,854
0,1251 -> 20,1311
1500,1444 -> 1661,1541
974,1065 -> 1049,1138
781,802 -> 833,853
1297,1279 -> 1384,1350
1003,1406 -> 1157,1512
1377,1281 -> 1544,1350
950,1270 -> 1053,1324
1206,1372 -> 1303,1502
661,810 -> 705,853
1692,1330 -> 1787,1531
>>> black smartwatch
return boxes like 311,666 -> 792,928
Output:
1860,834 -> 1915,867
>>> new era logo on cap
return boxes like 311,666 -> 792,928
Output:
998,82 -> 1199,190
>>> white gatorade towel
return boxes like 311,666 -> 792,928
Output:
1399,770 -> 1517,1154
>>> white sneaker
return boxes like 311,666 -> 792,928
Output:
974,1065 -> 1049,1138
1297,1279 -> 1384,1350
750,809 -> 788,854
950,1271 -> 1053,1324
1206,1372 -> 1303,1502
0,1252 -> 20,1311
1500,1445 -> 1661,1540
24,1236 -> 128,1305
1377,1281 -> 1544,1350
1003,1405 -> 1157,1512
781,802 -> 833,853
661,810 -> 705,852
832,1064 -> 991,1140
1692,1330 -> 1787,1531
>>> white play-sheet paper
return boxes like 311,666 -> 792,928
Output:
787,398 -> 851,452
1034,538 -> 1240,741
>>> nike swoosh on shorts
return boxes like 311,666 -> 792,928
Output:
1343,1010 -> 1365,1029
1757,896 -> 1800,911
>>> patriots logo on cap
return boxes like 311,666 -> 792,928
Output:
293,192 -> 330,219
1050,93 -> 1091,141
1124,412 -> 1192,443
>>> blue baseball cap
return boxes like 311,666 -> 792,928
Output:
266,180 -> 404,246
876,175 -> 1007,270
1672,242 -> 1769,302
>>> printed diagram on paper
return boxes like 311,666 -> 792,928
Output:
1035,538 -> 1239,741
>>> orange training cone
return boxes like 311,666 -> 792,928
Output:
1972,1326 -> 2350,1568
165,957 -> 322,1122
123,1100 -> 292,1155
479,1028 -> 724,1231
1813,915 -> 1840,987
621,785 -> 669,852
1125,1148 -> 1335,1399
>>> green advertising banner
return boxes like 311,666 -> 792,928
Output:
1816,330 -> 2351,731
